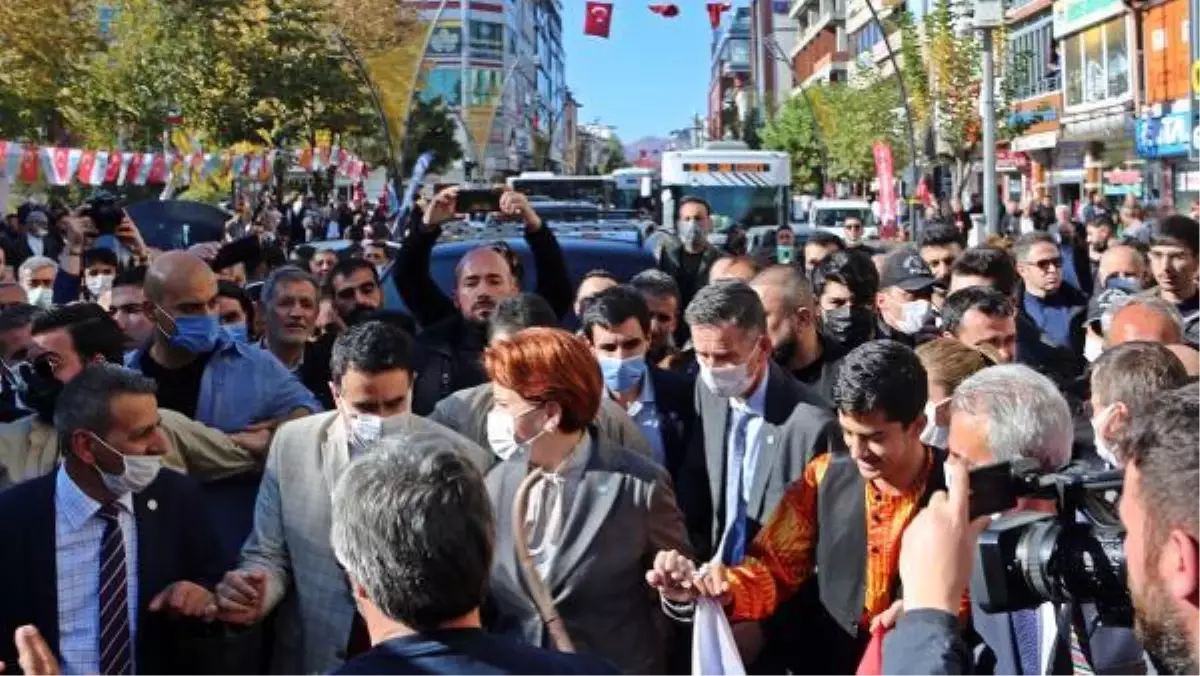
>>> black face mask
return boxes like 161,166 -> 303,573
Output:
344,304 -> 380,327
12,362 -> 63,422
821,306 -> 876,351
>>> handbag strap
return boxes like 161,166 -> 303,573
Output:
512,467 -> 575,653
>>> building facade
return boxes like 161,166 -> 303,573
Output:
411,0 -> 567,178
709,7 -> 754,140
750,0 -> 799,115
788,0 -> 850,86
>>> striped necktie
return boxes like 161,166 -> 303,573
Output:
98,503 -> 132,675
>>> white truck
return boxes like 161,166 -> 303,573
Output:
659,141 -> 791,251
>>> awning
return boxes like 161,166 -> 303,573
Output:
1011,130 -> 1060,152
1060,111 -> 1133,144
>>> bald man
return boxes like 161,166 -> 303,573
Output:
401,187 -> 572,415
709,255 -> 759,283
1096,244 -> 1147,291
127,251 -> 319,450
1106,298 -> 1185,347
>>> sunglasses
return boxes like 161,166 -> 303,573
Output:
1028,257 -> 1062,272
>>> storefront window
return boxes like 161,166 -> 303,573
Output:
1064,16 -> 1130,107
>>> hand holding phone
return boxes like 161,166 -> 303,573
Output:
455,188 -> 502,214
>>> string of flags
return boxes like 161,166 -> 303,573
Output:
584,2 -> 733,37
0,139 -> 371,188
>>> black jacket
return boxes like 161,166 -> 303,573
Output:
411,315 -> 490,416
644,365 -> 696,484
396,218 -> 573,328
0,469 -> 234,674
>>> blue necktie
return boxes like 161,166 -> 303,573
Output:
1012,607 -> 1041,676
98,503 -> 132,675
721,411 -> 752,565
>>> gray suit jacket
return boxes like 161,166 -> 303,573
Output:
430,382 -> 655,462
239,411 -> 492,674
683,361 -> 842,557
485,433 -> 691,674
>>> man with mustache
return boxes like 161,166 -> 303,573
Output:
400,187 -> 570,416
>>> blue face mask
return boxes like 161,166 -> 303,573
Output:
225,322 -> 250,344
598,354 -> 647,393
157,306 -> 220,353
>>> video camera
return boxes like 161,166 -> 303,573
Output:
970,458 -> 1131,626
80,191 -> 125,235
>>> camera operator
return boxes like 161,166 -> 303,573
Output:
884,364 -> 1149,674
1088,341 -> 1190,468
884,382 -> 1198,675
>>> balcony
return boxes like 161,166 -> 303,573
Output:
1011,71 -> 1061,101
795,0 -> 847,51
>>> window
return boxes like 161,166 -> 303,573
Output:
850,22 -> 884,58
1006,17 -> 1055,98
1063,17 -> 1131,107
468,69 -> 503,106
419,69 -> 463,106
469,20 -> 504,59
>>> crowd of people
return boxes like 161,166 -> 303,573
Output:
0,184 -> 1195,676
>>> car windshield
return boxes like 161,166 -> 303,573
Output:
812,208 -> 873,227
670,186 -> 784,232
510,179 -> 615,206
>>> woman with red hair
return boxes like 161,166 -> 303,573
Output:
482,327 -> 691,674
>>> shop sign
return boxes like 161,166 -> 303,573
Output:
1177,170 -> 1200,192
1053,0 -> 1124,37
1012,130 -> 1061,151
1136,111 -> 1194,158
996,150 -> 1031,171
1103,169 -> 1142,184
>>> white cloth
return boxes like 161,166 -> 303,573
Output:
691,597 -> 746,676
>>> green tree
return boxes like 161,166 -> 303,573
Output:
811,73 -> 904,187
601,136 -> 627,174
761,95 -> 823,194
400,97 -> 463,177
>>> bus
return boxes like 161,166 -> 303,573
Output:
506,172 -> 616,206
610,167 -> 660,212
659,141 -> 791,236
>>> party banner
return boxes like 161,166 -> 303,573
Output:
872,142 -> 897,224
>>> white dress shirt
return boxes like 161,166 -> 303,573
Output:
54,466 -> 139,675
523,433 -> 591,580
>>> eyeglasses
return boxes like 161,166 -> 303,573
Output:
1028,257 -> 1062,272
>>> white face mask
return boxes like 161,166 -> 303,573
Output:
919,398 -> 950,450
24,286 -> 52,309
699,347 -> 760,399
486,405 -> 545,461
89,432 -> 162,495
1091,403 -> 1118,467
86,274 -> 114,298
338,391 -> 413,457
896,299 -> 932,335
1084,335 -> 1104,363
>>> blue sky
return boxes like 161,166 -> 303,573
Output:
562,3 -> 713,142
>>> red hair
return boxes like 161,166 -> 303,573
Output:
483,327 -> 602,433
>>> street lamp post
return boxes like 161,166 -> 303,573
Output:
974,0 -> 1005,236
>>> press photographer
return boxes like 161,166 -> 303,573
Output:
884,364 -> 1157,675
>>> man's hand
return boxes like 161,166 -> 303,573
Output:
692,561 -> 733,607
187,241 -> 222,264
499,190 -> 542,230
215,568 -> 268,626
869,599 -> 904,632
114,211 -> 147,257
228,425 -> 273,455
423,186 -> 460,230
645,549 -> 699,603
64,210 -> 97,250
149,581 -> 218,621
900,460 -> 992,615
0,626 -> 61,675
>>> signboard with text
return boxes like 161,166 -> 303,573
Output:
1136,111 -> 1195,158
1053,0 -> 1125,36
1191,0 -> 1199,159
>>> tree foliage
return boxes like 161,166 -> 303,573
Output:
601,136 -> 627,174
0,0 -> 421,167
761,96 -> 823,193
400,97 -> 463,177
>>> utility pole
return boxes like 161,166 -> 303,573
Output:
975,0 -> 1004,236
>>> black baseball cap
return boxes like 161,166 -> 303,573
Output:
880,249 -> 939,292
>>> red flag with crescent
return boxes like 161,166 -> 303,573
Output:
649,4 -> 679,17
18,146 -> 40,184
584,2 -> 613,38
706,2 -> 731,29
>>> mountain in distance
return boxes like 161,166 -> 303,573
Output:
624,136 -> 674,161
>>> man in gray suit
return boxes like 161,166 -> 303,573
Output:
213,321 -> 491,674
675,280 -> 843,669
430,293 -> 654,462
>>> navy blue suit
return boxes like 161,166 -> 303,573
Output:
332,629 -> 618,675
0,469 -> 233,675
646,365 -> 696,484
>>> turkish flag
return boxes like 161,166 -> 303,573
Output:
18,146 -> 40,184
855,625 -> 886,675
146,153 -> 169,184
706,2 -> 731,29
77,151 -> 97,185
649,4 -> 679,17
584,1 -> 613,38
104,151 -> 123,184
